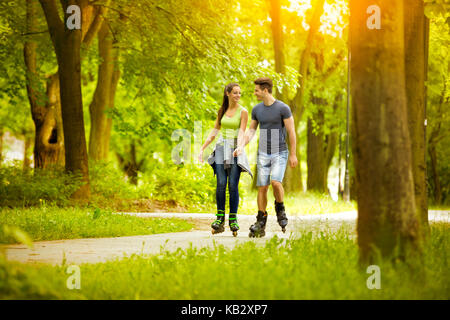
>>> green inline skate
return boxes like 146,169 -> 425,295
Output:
229,214 -> 239,237
211,210 -> 225,234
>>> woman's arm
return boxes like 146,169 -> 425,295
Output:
236,108 -> 248,152
198,117 -> 221,163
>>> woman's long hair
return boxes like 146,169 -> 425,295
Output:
218,83 -> 240,125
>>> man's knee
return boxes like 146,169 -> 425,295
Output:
258,185 -> 269,193
271,180 -> 283,189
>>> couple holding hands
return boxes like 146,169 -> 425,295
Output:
199,77 -> 298,237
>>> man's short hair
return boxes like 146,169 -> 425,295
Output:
254,77 -> 273,94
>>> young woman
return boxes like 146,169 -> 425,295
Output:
198,83 -> 253,237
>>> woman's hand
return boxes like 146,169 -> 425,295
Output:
233,146 -> 243,157
198,149 -> 204,163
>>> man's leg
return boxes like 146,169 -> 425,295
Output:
271,180 -> 284,203
250,152 -> 270,238
257,185 -> 269,212
270,151 -> 289,232
250,185 -> 269,238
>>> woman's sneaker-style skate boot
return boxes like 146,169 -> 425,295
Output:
248,210 -> 268,238
274,201 -> 288,233
229,214 -> 239,237
211,210 -> 225,234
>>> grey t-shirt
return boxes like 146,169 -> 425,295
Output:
251,100 -> 292,154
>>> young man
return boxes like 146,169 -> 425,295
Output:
234,77 -> 298,237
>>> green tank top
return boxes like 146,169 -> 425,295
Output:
220,106 -> 243,139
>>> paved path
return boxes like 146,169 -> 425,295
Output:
1,210 -> 448,266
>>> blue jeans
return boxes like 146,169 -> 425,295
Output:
215,157 -> 241,214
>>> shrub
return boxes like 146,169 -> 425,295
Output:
0,166 -> 82,207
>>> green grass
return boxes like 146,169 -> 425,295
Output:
0,206 -> 193,244
189,190 -> 357,215
1,224 -> 448,300
429,204 -> 450,210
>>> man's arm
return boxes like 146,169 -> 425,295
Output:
283,116 -> 298,168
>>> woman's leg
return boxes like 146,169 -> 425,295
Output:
215,163 -> 227,212
228,160 -> 242,214
228,159 -> 241,235
212,163 -> 227,233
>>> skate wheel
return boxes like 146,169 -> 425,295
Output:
232,231 -> 237,237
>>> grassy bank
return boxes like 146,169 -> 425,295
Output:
0,206 -> 193,244
1,224 -> 448,300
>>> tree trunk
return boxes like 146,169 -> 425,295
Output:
117,141 -> 143,186
325,130 -> 338,195
307,114 -> 326,193
102,66 -> 120,160
0,128 -> 3,164
337,133 -> 343,199
427,144 -> 441,204
290,0 -> 325,119
404,0 -> 429,231
25,0 -> 64,169
89,23 -> 118,161
40,0 -> 90,199
23,135 -> 33,170
306,97 -> 339,194
32,74 -> 65,168
267,0 -> 303,192
284,0 -> 325,192
350,0 -> 422,263
268,0 -> 286,101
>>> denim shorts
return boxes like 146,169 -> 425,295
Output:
256,150 -> 289,186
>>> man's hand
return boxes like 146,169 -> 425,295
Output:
289,153 -> 298,168
233,146 -> 243,157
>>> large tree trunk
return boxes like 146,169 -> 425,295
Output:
40,0 -> 90,199
89,23 -> 119,161
31,74 -> 65,168
30,1 -> 106,169
350,0 -> 422,263
404,0 -> 429,232
24,0 -> 64,169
